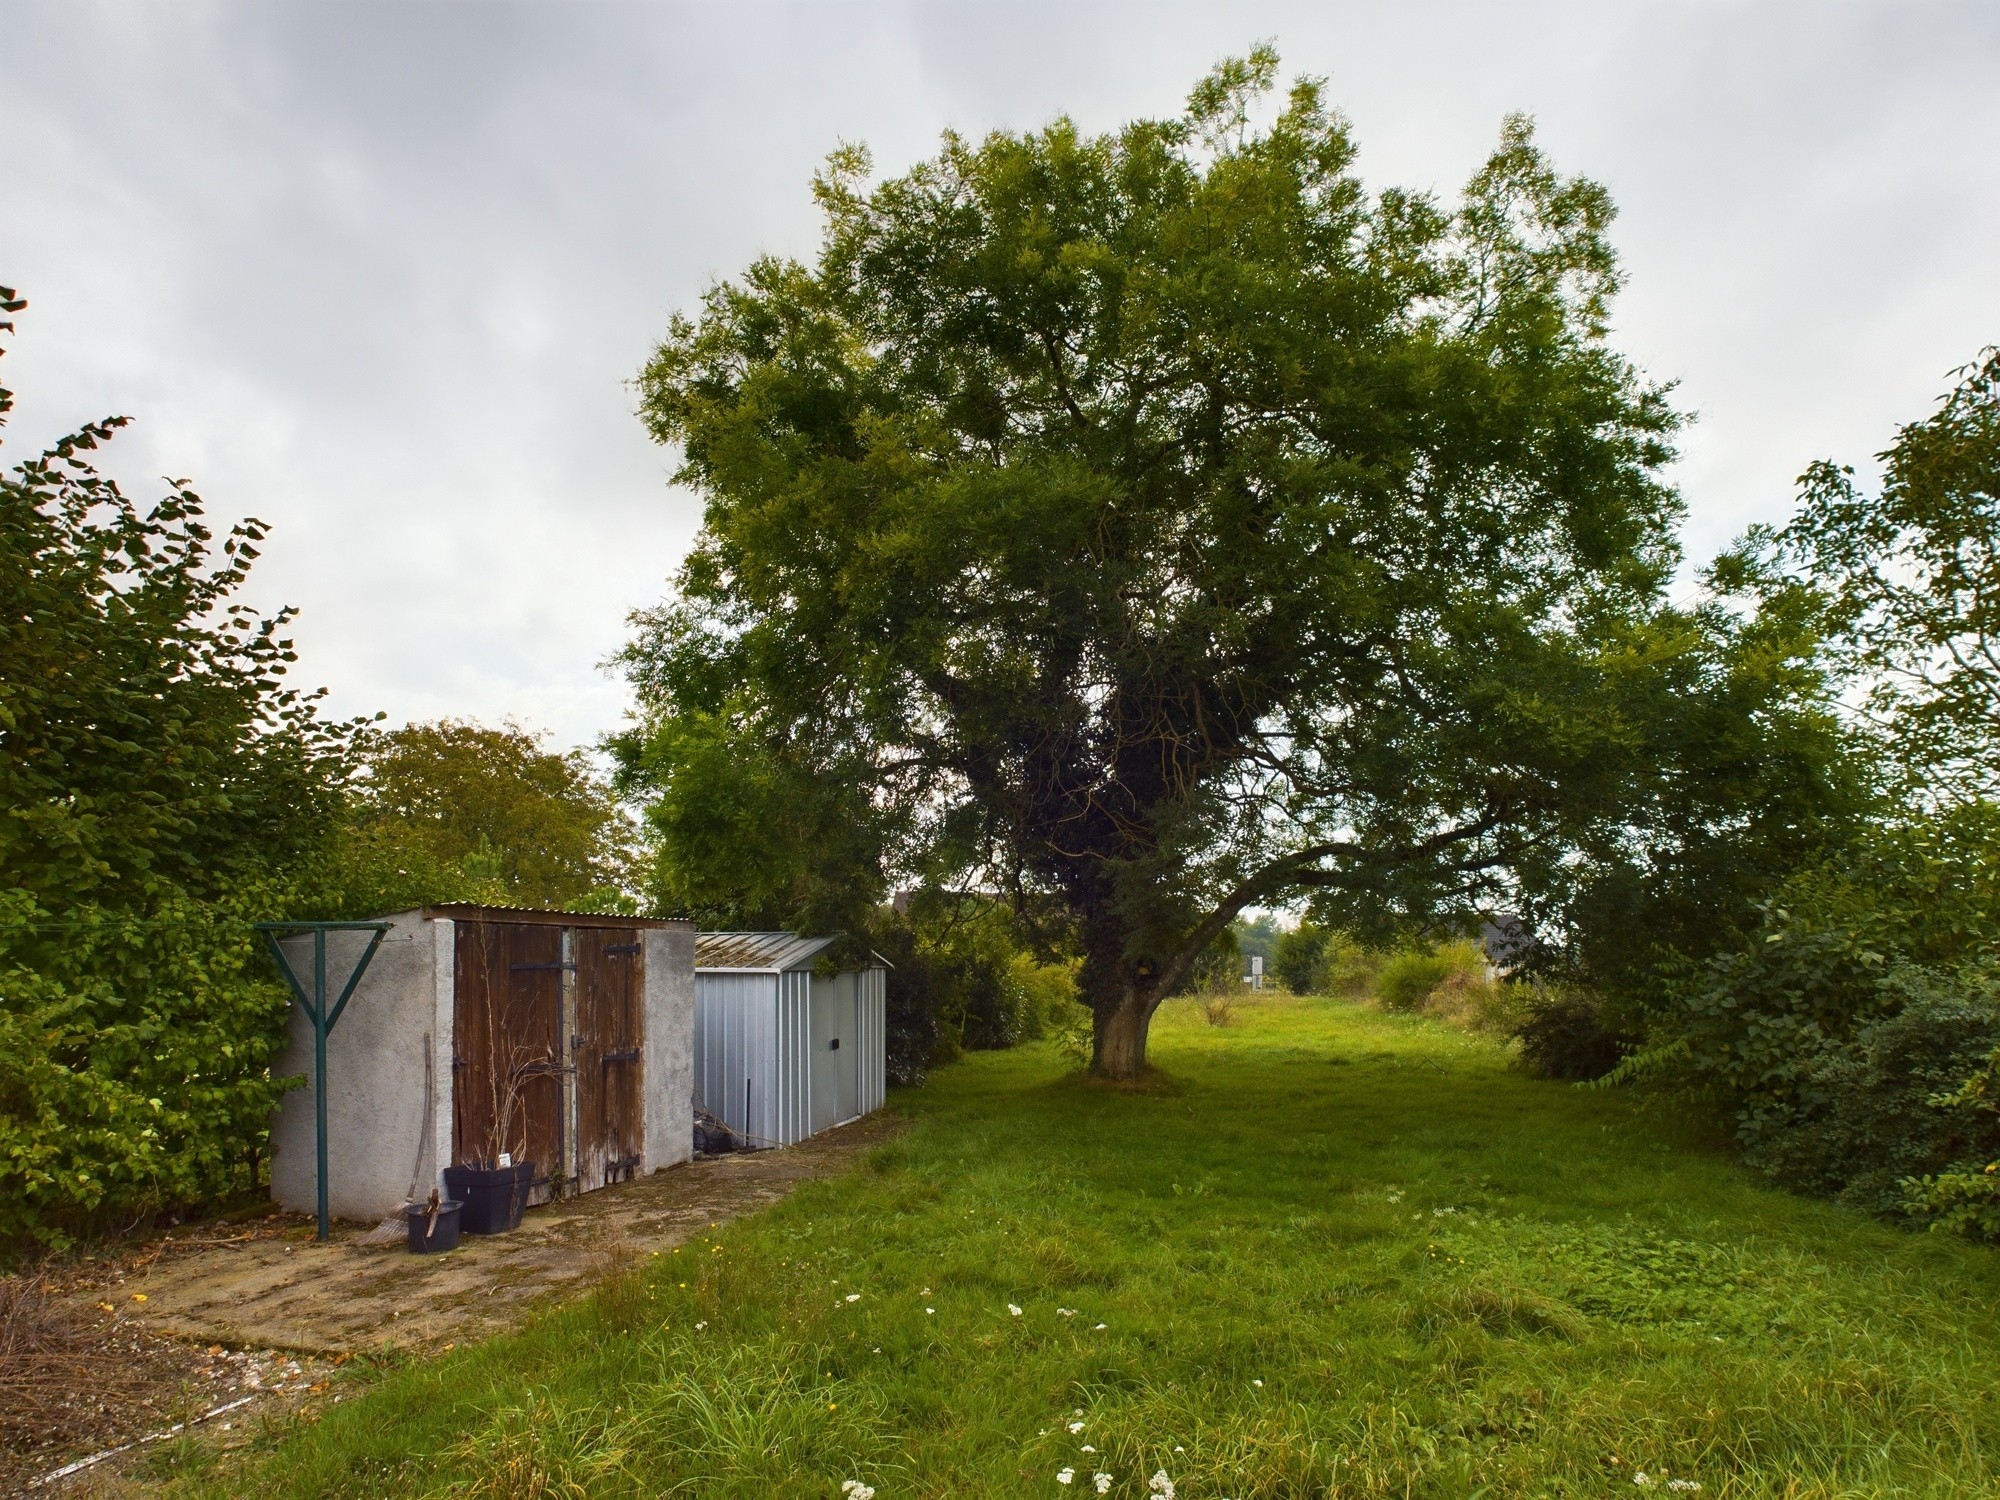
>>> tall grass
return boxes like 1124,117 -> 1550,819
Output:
168,996 -> 2000,1498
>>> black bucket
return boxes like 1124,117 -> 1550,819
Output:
443,1163 -> 533,1235
406,1199 -> 462,1254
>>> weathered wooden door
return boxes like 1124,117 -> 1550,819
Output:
453,921 -> 566,1204
574,928 -> 645,1188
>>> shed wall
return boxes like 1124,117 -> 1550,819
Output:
694,960 -> 887,1149
694,973 -> 778,1145
642,926 -> 695,1173
274,912 -> 697,1225
270,910 -> 446,1222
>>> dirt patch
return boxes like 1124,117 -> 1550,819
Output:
13,1113 -> 899,1492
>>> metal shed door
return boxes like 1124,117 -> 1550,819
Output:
574,928 -> 644,1188
453,921 -> 566,1204
809,973 -> 859,1133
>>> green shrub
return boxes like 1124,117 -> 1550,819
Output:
1003,952 -> 1083,1042
1742,968 -> 2000,1216
1902,1032 -> 2000,1238
0,300 -> 359,1250
1512,987 -> 1630,1081
1271,923 -> 1334,993
1375,940 -> 1484,1012
873,892 -> 1081,1082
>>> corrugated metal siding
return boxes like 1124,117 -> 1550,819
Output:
776,969 -> 813,1145
694,958 -> 890,1149
693,972 -> 778,1145
859,964 -> 886,1118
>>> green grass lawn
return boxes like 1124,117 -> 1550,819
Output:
168,995 -> 2000,1498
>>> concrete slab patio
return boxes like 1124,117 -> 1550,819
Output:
78,1112 -> 900,1357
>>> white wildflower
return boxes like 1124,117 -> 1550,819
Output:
1150,1471 -> 1175,1498
1633,1474 -> 1654,1489
1173,1446 -> 1184,1454
840,1484 -> 876,1500
1058,1307 -> 1077,1317
845,1293 -> 861,1303
1094,1474 -> 1113,1495
1057,1468 -> 1075,1485
693,1321 -> 707,1330
1080,1445 -> 1096,1453
1093,1323 -> 1107,1331
1009,1304 -> 1023,1317
1068,1420 -> 1086,1434
926,1307 -> 935,1315
1252,1379 -> 1264,1388
1667,1483 -> 1701,1494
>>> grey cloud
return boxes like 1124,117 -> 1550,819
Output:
3,1 -> 1996,746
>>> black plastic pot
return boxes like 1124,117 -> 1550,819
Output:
443,1162 -> 534,1235
406,1199 -> 462,1254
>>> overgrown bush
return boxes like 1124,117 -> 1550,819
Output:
1624,806 -> 2000,1234
1739,967 -> 2000,1216
1376,951 -> 1453,1011
1422,968 -> 1524,1038
0,293 -> 359,1250
873,892 -> 1079,1083
1512,987 -> 1630,1081
1271,923 -> 1333,993
1375,940 -> 1484,1012
1272,923 -> 1384,996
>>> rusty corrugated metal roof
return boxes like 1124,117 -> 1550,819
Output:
419,903 -> 690,930
694,931 -> 839,973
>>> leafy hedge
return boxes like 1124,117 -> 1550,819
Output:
0,293 -> 357,1250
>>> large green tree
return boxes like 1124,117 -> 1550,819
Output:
619,53 -> 1815,1076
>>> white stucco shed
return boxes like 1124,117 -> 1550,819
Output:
693,932 -> 888,1148
268,905 -> 695,1223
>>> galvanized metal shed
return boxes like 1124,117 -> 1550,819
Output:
268,905 -> 695,1223
693,932 -> 887,1147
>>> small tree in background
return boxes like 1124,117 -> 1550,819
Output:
333,718 -> 639,915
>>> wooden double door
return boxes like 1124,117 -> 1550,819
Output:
452,919 -> 645,1204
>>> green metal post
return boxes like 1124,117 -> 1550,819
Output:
313,928 -> 329,1242
258,920 -> 390,1244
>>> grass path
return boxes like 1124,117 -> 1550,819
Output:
165,995 -> 2000,1497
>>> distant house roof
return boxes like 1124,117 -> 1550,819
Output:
694,931 -> 891,974
1479,915 -> 1534,970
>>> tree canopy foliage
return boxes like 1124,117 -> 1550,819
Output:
329,718 -> 638,916
1764,349 -> 2000,796
1645,351 -> 2000,1237
0,288 -> 360,1247
619,52 -> 1843,1075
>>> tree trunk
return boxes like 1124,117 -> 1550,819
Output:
1092,989 -> 1156,1079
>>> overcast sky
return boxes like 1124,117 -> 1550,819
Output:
5,2 -> 1997,752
